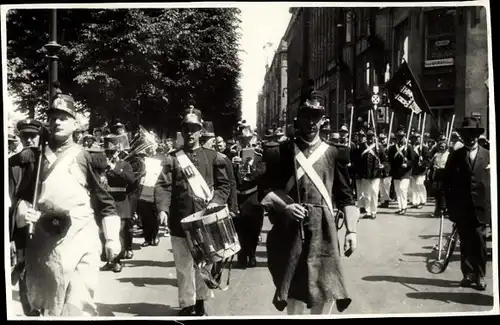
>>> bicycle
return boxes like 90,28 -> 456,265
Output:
436,222 -> 459,273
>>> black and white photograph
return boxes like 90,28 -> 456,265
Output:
3,1 -> 498,319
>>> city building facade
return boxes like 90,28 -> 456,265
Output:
258,40 -> 288,136
257,6 -> 490,137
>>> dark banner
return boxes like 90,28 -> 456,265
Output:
386,61 -> 432,116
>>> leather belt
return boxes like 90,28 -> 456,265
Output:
237,186 -> 257,195
107,187 -> 127,192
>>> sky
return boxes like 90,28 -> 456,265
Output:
237,4 -> 292,128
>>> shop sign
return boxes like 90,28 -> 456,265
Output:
425,58 -> 454,68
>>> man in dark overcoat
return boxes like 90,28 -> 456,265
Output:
443,117 -> 491,291
259,89 -> 359,315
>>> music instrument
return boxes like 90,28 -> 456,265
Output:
181,205 -> 240,290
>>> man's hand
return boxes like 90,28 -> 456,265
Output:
104,239 -> 122,262
16,200 -> 41,228
206,202 -> 220,210
344,232 -> 357,257
284,203 -> 308,221
158,211 -> 168,226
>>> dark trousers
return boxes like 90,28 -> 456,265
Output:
137,200 -> 159,243
235,205 -> 264,258
121,218 -> 134,251
457,222 -> 488,279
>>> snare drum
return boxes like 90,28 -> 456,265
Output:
181,205 -> 240,267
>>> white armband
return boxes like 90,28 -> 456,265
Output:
102,215 -> 121,242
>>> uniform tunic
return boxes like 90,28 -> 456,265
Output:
18,142 -> 117,316
154,147 -> 230,238
260,138 -> 354,312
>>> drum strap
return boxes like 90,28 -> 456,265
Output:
176,150 -> 214,202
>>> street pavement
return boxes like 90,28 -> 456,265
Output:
8,200 -> 497,317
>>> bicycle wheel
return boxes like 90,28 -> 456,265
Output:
440,225 -> 458,273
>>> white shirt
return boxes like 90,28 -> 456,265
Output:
469,144 -> 479,162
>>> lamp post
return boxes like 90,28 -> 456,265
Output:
44,9 -> 62,112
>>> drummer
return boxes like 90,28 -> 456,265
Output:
154,106 -> 230,317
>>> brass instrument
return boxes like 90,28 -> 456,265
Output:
232,147 -> 255,181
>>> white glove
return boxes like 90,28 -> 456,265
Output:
15,200 -> 41,228
102,215 -> 122,261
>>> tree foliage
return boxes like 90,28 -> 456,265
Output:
7,8 -> 243,138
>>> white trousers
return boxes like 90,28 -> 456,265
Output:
171,236 -> 213,308
379,177 -> 392,202
394,178 -> 410,210
410,174 -> 427,206
286,298 -> 335,315
361,178 -> 381,215
355,179 -> 366,208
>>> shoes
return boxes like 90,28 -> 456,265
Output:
379,201 -> 390,208
371,213 -> 377,220
124,250 -> 134,259
179,306 -> 196,316
247,256 -> 257,268
195,300 -> 207,316
141,241 -> 150,247
112,262 -> 123,273
151,237 -> 160,246
100,262 -> 114,271
237,253 -> 248,268
476,278 -> 487,291
460,276 -> 486,290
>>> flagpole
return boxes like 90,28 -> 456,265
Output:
420,113 -> 427,151
418,114 -> 422,132
348,103 -> 354,145
447,114 -> 456,145
387,111 -> 394,150
406,111 -> 414,148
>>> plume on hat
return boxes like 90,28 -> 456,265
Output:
129,125 -> 157,155
75,112 -> 90,132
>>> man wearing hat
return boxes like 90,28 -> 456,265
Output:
388,128 -> 415,215
11,92 -> 121,316
17,118 -> 43,149
478,134 -> 489,150
319,119 -> 331,142
260,89 -> 358,315
352,130 -> 367,212
154,106 -> 230,316
232,120 -> 266,268
8,132 -> 21,157
99,135 -> 136,273
408,132 -> 430,209
200,121 -> 216,149
354,128 -> 387,219
443,117 -> 491,291
378,133 -> 392,208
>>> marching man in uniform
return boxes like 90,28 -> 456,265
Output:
11,93 -> 121,316
388,128 -> 415,215
357,129 -> 387,219
409,133 -> 430,209
100,135 -> 136,272
232,121 -> 266,268
154,106 -> 230,316
378,133 -> 392,208
260,90 -> 359,315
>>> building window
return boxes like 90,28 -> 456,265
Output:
393,18 -> 410,69
424,9 -> 456,68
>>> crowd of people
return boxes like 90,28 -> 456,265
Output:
8,88 -> 492,317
